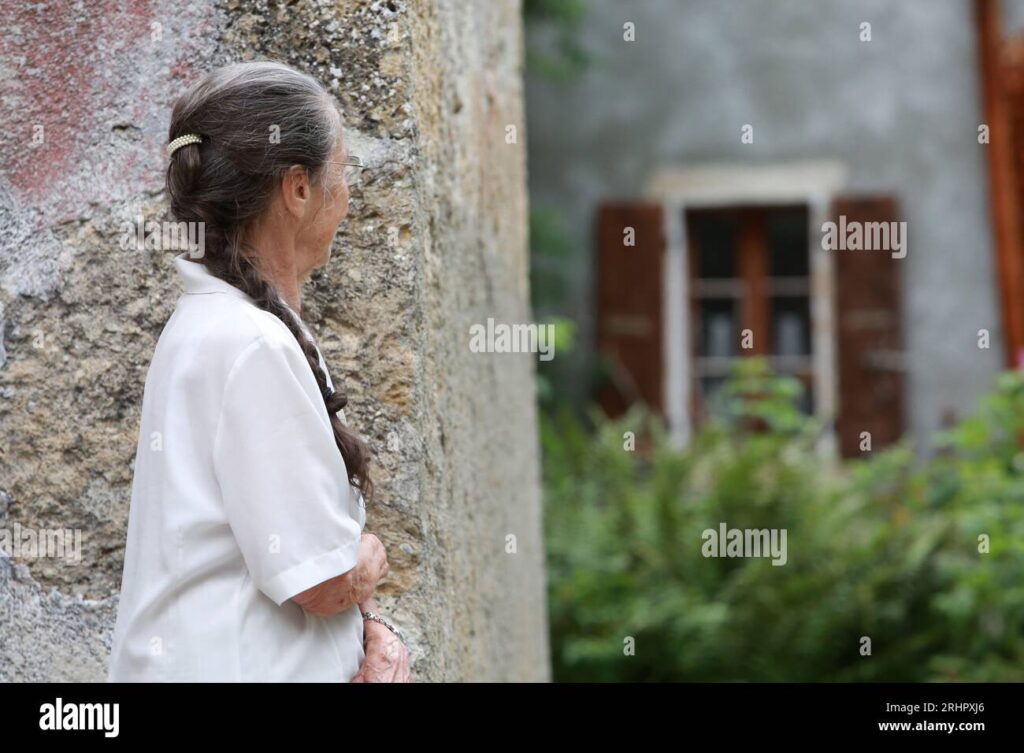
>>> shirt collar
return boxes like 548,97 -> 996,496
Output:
173,252 -> 255,303
173,252 -> 333,390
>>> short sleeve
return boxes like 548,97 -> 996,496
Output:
212,334 -> 362,607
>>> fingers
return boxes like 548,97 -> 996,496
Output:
357,533 -> 390,595
355,633 -> 410,682
374,536 -> 390,580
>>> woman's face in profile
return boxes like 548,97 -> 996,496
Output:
305,127 -> 351,269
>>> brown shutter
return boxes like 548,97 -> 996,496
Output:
1000,41 -> 1024,365
595,202 -> 665,417
831,195 -> 906,457
977,0 -> 1024,367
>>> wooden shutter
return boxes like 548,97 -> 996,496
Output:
1000,44 -> 1024,366
977,0 -> 1024,367
832,196 -> 906,457
595,202 -> 665,417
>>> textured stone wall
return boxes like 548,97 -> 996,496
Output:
0,0 -> 548,682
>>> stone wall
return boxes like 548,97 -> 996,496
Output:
0,0 -> 548,682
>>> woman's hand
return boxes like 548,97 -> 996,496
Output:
350,533 -> 389,603
351,619 -> 410,682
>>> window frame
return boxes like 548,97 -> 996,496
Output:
686,204 -> 815,423
643,161 -> 846,448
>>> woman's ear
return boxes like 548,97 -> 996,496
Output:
279,164 -> 311,219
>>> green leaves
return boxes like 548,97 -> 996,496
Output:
543,363 -> 1024,681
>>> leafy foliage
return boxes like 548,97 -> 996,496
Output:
542,358 -> 1024,681
523,0 -> 594,82
529,207 -> 583,410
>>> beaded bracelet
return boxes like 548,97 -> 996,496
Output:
362,610 -> 404,643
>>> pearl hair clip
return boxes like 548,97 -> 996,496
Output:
167,134 -> 203,157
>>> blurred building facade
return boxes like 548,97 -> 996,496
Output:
527,0 -> 1024,454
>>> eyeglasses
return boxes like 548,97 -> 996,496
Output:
325,155 -> 368,186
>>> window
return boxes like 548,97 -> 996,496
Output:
596,162 -> 905,457
687,205 -> 813,421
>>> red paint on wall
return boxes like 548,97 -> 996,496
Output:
0,0 -> 155,202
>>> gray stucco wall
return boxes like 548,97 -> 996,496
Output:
0,0 -> 548,682
526,0 -> 1007,446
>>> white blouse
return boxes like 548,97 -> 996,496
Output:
108,252 -> 366,682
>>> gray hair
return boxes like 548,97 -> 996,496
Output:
165,60 -> 373,502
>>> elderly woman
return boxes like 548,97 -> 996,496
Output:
107,61 -> 410,682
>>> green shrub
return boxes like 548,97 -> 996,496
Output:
543,359 -> 1024,681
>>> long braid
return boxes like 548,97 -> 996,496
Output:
204,250 -> 373,505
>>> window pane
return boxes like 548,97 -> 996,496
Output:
690,212 -> 738,279
766,207 -> 809,277
771,296 -> 811,356
700,298 -> 737,357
